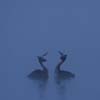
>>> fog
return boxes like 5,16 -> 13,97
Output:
0,0 -> 100,100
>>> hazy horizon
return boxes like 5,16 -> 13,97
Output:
0,0 -> 100,100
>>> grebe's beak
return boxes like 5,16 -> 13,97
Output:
42,52 -> 48,57
58,51 -> 64,56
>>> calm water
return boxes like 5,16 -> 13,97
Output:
1,0 -> 100,100
5,49 -> 100,100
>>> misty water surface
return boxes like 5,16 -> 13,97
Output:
0,0 -> 100,100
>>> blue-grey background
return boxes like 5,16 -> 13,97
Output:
0,0 -> 100,100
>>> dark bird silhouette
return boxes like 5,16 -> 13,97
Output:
55,51 -> 75,80
28,52 -> 49,80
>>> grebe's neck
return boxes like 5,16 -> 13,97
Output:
39,61 -> 48,72
55,61 -> 64,72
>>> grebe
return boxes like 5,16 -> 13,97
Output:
55,51 -> 75,80
28,52 -> 48,80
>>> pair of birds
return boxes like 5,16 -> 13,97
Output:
28,51 -> 75,80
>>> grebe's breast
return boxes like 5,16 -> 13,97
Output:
55,70 -> 75,80
28,69 -> 48,80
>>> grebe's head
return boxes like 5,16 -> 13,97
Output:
58,51 -> 67,62
37,56 -> 47,62
37,52 -> 48,62
60,55 -> 67,62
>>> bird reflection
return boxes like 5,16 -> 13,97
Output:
54,79 -> 73,100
